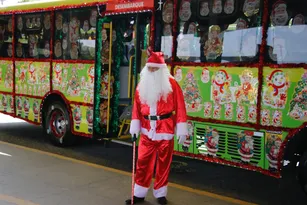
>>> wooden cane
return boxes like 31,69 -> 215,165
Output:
131,134 -> 137,205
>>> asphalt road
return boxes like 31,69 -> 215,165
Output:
0,115 -> 306,205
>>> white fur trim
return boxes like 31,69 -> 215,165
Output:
134,183 -> 149,198
146,62 -> 167,68
153,185 -> 168,198
176,122 -> 188,136
238,149 -> 253,158
141,128 -> 174,141
130,119 -> 141,136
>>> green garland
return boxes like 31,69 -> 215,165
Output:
94,17 -> 124,136
94,17 -> 107,135
110,23 -> 124,133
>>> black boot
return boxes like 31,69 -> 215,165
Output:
157,197 -> 168,205
125,196 -> 145,204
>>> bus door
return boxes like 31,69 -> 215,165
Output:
94,12 -> 151,140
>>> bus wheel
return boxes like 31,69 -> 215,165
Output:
45,102 -> 75,146
298,150 -> 307,195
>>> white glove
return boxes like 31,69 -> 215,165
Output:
178,135 -> 186,145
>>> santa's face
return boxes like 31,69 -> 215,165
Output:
275,140 -> 281,148
215,73 -> 226,84
163,24 -> 172,36
236,19 -> 247,30
7,44 -> 12,57
163,2 -> 173,23
213,0 -> 222,14
56,14 -> 63,30
212,130 -> 218,138
102,29 -> 107,41
7,18 -> 12,32
179,1 -> 191,21
200,1 -> 209,16
293,14 -> 305,25
17,17 -> 23,31
272,3 -> 288,26
272,73 -> 285,87
202,70 -> 209,81
83,20 -> 89,32
62,38 -> 68,50
187,23 -> 196,34
70,44 -> 78,59
245,135 -> 253,143
54,42 -> 62,57
63,22 -> 68,34
90,10 -> 98,27
148,66 -> 160,73
44,14 -> 51,30
44,42 -> 50,57
224,0 -> 234,14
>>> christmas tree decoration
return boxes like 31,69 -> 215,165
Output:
182,70 -> 203,112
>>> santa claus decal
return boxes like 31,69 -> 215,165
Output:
270,0 -> 288,26
266,134 -> 282,172
237,130 -> 254,163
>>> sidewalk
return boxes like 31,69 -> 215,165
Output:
0,141 -> 254,205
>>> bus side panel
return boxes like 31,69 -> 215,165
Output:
261,67 -> 306,128
52,62 -> 94,136
0,60 -> 14,116
70,104 -> 93,136
15,96 -> 42,124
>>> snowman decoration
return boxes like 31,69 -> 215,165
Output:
86,107 -> 93,133
174,67 -> 182,82
266,138 -> 282,171
201,68 -> 210,83
23,98 -> 30,119
211,69 -> 232,105
73,105 -> 82,130
263,70 -> 289,109
238,131 -> 254,163
270,1 -> 288,26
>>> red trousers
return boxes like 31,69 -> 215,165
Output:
134,134 -> 174,198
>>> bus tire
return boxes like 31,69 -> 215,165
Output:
297,150 -> 307,195
44,101 -> 75,146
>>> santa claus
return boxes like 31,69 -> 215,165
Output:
126,51 -> 188,205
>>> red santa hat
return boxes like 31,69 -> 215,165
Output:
146,51 -> 167,69
268,69 -> 283,80
272,0 -> 287,13
217,69 -> 229,79
244,130 -> 254,136
275,138 -> 282,144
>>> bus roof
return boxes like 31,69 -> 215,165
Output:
0,0 -> 108,14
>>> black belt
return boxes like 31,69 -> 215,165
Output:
144,112 -> 173,121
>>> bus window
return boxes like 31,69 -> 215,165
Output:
54,8 -> 97,60
175,0 -> 262,63
158,0 -> 174,62
266,0 -> 307,64
15,12 -> 51,59
0,15 -> 12,58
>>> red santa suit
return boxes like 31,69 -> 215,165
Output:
129,52 -> 188,203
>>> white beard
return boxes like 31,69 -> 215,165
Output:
138,66 -> 172,107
